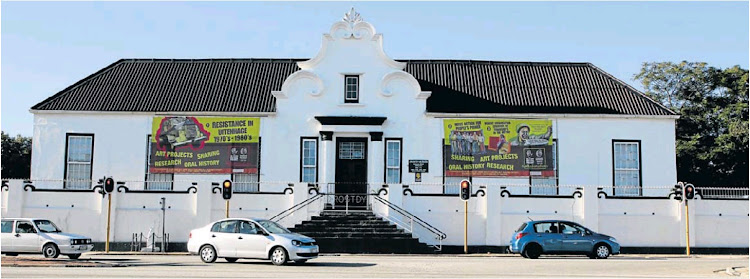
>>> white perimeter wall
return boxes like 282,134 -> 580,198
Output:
2,180 -> 747,249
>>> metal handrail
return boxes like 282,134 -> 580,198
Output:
269,193 -> 323,222
371,194 -> 447,243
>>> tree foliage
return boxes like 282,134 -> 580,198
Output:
634,61 -> 749,186
1,131 -> 32,179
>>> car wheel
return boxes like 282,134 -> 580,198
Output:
587,253 -> 597,259
199,245 -> 217,263
43,243 -> 60,259
270,247 -> 288,266
522,244 -> 541,259
67,254 -> 81,260
594,244 -> 611,259
225,257 -> 238,263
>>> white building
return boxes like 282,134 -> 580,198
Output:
9,10 -> 745,252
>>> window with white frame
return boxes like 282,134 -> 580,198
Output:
233,173 -> 259,193
385,139 -> 401,184
65,134 -> 94,189
301,138 -> 317,183
145,135 -> 173,190
531,140 -> 558,195
613,140 -> 641,196
344,75 -> 359,103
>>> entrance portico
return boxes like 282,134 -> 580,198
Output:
316,116 -> 387,210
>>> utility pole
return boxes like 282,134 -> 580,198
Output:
160,197 -> 166,253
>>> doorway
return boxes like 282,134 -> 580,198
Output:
335,137 -> 368,209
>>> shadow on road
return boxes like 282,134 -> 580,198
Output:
80,258 -> 139,262
127,263 -> 204,267
305,262 -> 376,267
226,261 -> 376,267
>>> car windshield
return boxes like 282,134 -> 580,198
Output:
257,220 -> 291,234
33,220 -> 61,233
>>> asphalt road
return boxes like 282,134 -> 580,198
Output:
1,253 -> 747,278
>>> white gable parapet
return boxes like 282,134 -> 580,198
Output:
274,8 -> 425,116
298,8 -> 405,71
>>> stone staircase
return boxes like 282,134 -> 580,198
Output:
289,211 -> 437,254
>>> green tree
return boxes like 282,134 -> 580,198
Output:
635,61 -> 749,186
1,131 -> 32,179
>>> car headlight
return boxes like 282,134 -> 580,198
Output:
292,240 -> 302,247
609,237 -> 618,243
70,239 -> 75,245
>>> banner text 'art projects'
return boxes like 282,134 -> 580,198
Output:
149,116 -> 260,174
443,119 -> 554,177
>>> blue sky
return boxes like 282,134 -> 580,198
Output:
2,1 -> 748,136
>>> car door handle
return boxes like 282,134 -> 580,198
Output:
238,236 -> 243,240
14,234 -> 20,237
211,234 -> 216,238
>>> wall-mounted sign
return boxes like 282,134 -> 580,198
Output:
443,119 -> 553,177
149,116 -> 260,174
409,160 -> 429,173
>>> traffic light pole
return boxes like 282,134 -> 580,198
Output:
464,200 -> 468,254
685,199 -> 690,256
225,200 -> 230,218
105,192 -> 112,253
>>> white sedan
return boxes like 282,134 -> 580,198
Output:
1,218 -> 93,259
188,218 -> 319,265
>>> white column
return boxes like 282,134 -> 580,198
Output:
319,133 -> 335,193
369,138 -> 384,193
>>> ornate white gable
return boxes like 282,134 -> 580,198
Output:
274,8 -> 426,101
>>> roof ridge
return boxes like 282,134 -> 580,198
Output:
584,63 -> 677,115
121,58 -> 307,63
397,59 -> 591,66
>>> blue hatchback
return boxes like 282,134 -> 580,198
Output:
508,220 -> 620,259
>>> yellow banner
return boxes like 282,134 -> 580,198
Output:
443,119 -> 552,147
151,116 -> 260,144
443,119 -> 553,177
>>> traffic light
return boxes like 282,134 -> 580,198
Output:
222,180 -> 232,200
104,177 -> 115,193
684,184 -> 695,200
460,179 -> 471,201
672,184 -> 683,201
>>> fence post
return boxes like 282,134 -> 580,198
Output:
194,182 -> 212,229
6,180 -> 25,217
484,184 -> 503,246
581,185 -> 599,232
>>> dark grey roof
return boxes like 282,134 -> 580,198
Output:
31,58 -> 674,116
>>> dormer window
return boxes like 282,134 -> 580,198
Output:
345,75 -> 359,103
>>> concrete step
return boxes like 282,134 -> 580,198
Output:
292,232 -> 414,238
291,227 -> 403,233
